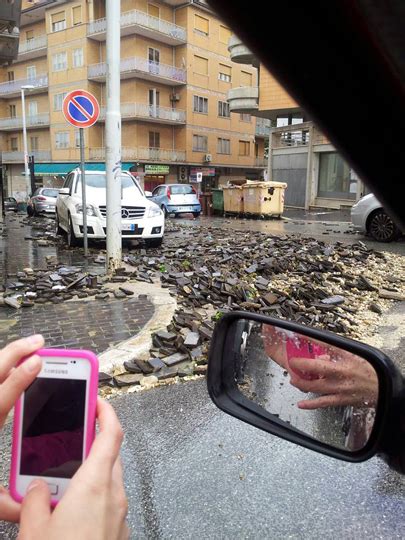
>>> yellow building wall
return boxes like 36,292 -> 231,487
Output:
259,64 -> 298,112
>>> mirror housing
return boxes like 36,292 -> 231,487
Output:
207,312 -> 405,465
58,188 -> 70,196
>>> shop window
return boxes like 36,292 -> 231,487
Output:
218,64 -> 231,83
194,14 -> 209,35
239,140 -> 250,156
194,55 -> 208,75
218,101 -> 230,117
51,11 -> 66,32
193,95 -> 208,114
318,152 -> 355,200
72,6 -> 82,25
193,135 -> 208,152
217,138 -> 230,154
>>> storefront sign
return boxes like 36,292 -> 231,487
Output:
190,172 -> 203,183
145,165 -> 170,174
190,167 -> 215,177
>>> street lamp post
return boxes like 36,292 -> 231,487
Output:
21,84 -> 35,197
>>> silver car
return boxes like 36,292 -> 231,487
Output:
27,187 -> 59,216
150,184 -> 201,217
351,193 -> 402,242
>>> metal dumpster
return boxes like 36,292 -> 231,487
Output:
242,181 -> 287,217
223,185 -> 244,214
212,189 -> 224,215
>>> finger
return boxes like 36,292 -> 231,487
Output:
297,394 -> 345,409
0,335 -> 44,382
112,458 -> 129,536
288,356 -> 337,378
19,480 -> 51,536
0,355 -> 42,425
289,374 -> 342,395
0,486 -> 21,523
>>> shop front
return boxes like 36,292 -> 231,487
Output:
190,167 -> 217,194
142,164 -> 170,192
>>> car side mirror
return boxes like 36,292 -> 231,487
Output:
59,188 -> 70,196
207,312 -> 405,467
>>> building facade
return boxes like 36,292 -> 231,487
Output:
227,35 -> 365,209
0,0 -> 266,200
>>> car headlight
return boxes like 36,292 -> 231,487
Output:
75,204 -> 97,216
147,205 -> 162,218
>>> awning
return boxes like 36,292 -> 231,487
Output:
34,162 -> 135,176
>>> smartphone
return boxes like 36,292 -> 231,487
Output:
10,349 -> 98,506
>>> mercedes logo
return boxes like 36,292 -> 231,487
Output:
121,209 -> 129,219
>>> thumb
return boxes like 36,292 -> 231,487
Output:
19,480 -> 51,537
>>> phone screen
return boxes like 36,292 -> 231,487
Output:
20,378 -> 87,479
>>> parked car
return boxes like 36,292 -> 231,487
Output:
150,184 -> 201,217
55,169 -> 164,248
27,188 -> 59,216
4,197 -> 18,213
351,193 -> 402,242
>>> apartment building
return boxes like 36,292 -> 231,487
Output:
0,0 -> 266,200
227,35 -> 364,210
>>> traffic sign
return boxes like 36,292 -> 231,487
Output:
63,89 -> 100,129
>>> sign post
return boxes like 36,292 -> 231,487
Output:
63,90 -> 100,258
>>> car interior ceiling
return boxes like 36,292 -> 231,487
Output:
210,0 -> 405,230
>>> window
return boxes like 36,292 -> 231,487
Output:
28,101 -> 38,117
30,137 -> 39,151
26,30 -> 34,42
51,11 -> 66,32
193,95 -> 208,114
10,137 -> 18,151
194,55 -> 208,75
219,25 -> 231,44
149,89 -> 160,117
72,5 -> 82,25
217,138 -> 231,154
148,47 -> 160,64
53,52 -> 67,72
72,48 -> 83,68
318,152 -> 355,200
194,14 -> 209,35
148,3 -> 160,18
193,135 -> 208,152
218,64 -> 231,82
149,132 -> 160,148
8,71 -> 14,82
75,130 -> 80,148
27,66 -> 36,80
54,92 -> 68,111
218,101 -> 230,118
240,71 -> 253,87
239,140 -> 250,156
9,104 -> 16,118
55,132 -> 69,149
240,113 -> 251,122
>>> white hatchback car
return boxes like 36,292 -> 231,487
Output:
56,169 -> 164,247
351,193 -> 402,242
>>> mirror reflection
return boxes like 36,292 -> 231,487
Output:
233,320 -> 379,452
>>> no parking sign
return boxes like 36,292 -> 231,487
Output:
63,89 -> 100,128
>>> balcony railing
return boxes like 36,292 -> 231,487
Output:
0,74 -> 48,97
99,102 -> 186,124
270,122 -> 332,149
0,113 -> 50,130
255,157 -> 268,167
2,150 -> 51,162
90,147 -> 186,163
88,9 -> 186,43
18,35 -> 47,56
88,57 -> 186,85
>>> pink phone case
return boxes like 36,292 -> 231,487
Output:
9,348 -> 99,507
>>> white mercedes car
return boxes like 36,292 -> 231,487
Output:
351,193 -> 402,242
56,169 -> 164,248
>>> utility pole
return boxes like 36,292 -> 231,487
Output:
105,0 -> 122,275
21,85 -> 34,197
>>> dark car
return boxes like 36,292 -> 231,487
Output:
4,197 -> 18,213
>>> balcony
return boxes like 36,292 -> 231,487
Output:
228,87 -> 259,114
90,147 -> 186,163
228,35 -> 258,67
2,150 -> 51,163
88,9 -> 186,46
0,112 -> 50,131
98,103 -> 186,125
255,118 -> 271,138
0,74 -> 48,98
88,57 -> 186,86
17,35 -> 47,61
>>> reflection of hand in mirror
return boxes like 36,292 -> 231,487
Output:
288,352 -> 378,409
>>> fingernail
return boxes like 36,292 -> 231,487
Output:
26,334 -> 43,345
27,479 -> 44,492
24,355 -> 41,373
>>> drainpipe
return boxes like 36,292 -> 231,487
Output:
304,123 -> 314,210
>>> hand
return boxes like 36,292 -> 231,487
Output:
288,353 -> 379,409
18,398 -> 129,540
0,335 -> 44,523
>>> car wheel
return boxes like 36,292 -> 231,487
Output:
55,212 -> 64,235
193,212 -> 201,218
368,210 -> 399,242
67,214 -> 79,247
161,205 -> 169,218
145,238 -> 163,248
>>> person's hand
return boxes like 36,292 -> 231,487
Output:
0,335 -> 44,523
288,353 -> 379,409
18,398 -> 129,540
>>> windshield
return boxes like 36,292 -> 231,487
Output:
170,185 -> 195,195
42,189 -> 59,198
74,174 -> 143,196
